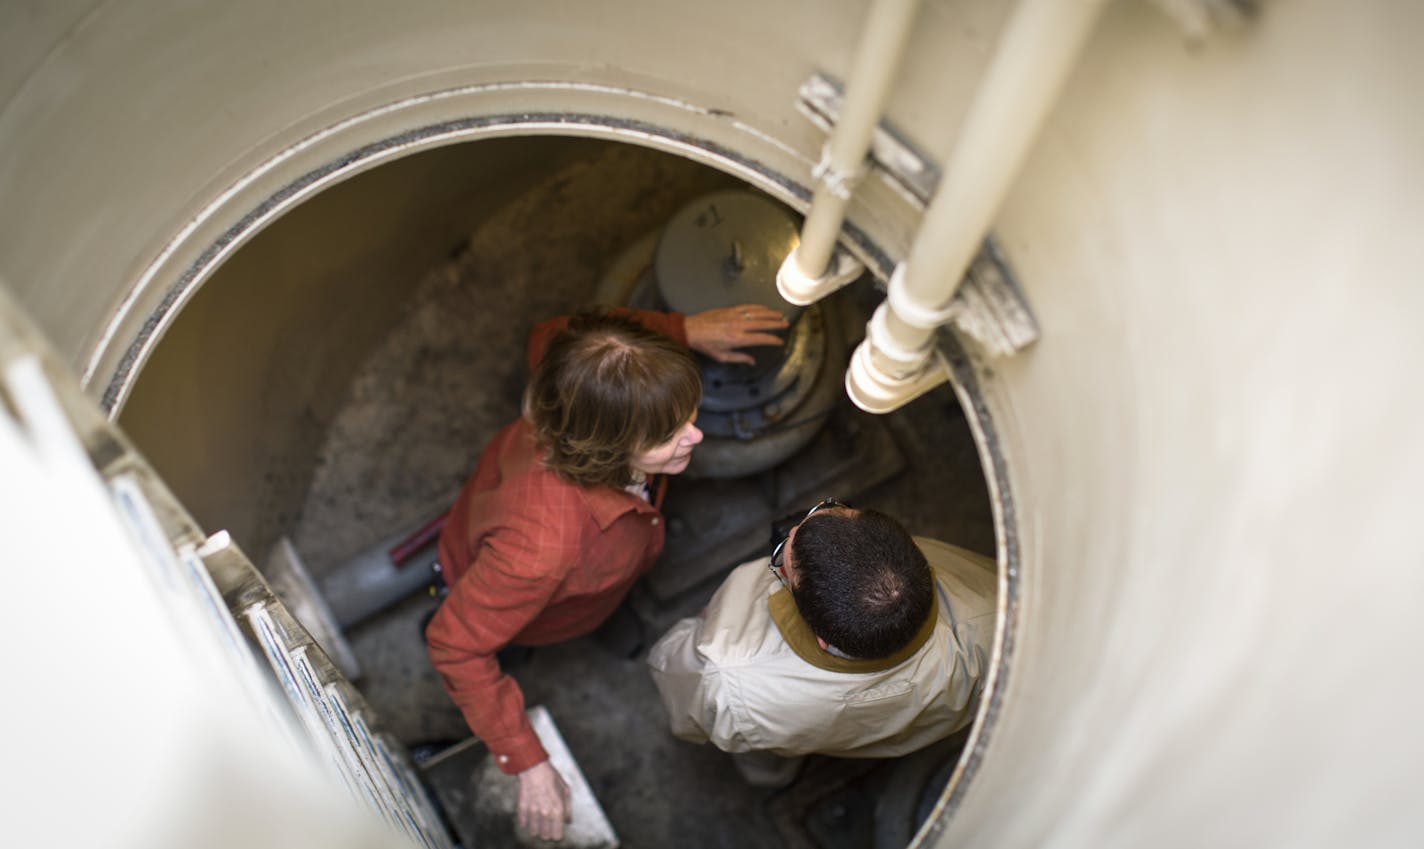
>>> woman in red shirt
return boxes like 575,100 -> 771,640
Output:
426,304 -> 786,841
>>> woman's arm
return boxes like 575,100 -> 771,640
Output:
525,305 -> 787,368
425,525 -> 563,774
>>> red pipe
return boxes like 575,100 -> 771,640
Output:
388,510 -> 450,567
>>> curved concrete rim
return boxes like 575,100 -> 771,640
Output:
90,83 -> 1019,844
913,333 -> 1019,847
86,81 -> 899,412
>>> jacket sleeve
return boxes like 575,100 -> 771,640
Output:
645,615 -> 716,745
426,521 -> 567,775
524,309 -> 690,369
647,614 -> 763,753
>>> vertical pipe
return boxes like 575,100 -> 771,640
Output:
847,0 -> 1108,413
779,0 -> 921,305
796,0 -> 922,278
899,0 -> 1107,312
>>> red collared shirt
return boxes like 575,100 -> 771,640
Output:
426,310 -> 686,774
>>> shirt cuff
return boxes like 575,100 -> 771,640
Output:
665,312 -> 689,347
488,731 -> 550,775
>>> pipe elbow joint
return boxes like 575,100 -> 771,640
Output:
776,245 -> 865,306
845,303 -> 950,414
846,337 -> 950,414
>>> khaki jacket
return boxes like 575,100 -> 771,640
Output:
647,538 -> 997,758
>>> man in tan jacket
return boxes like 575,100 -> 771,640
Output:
647,499 -> 997,786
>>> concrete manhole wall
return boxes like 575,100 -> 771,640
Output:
3,2 -> 1423,848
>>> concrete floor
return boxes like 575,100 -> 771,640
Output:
284,142 -> 997,848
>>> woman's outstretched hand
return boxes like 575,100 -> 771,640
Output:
685,304 -> 790,365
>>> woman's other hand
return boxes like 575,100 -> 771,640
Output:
516,759 -> 572,841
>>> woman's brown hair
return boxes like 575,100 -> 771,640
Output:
525,308 -> 702,489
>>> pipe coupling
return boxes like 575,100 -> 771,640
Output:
886,263 -> 960,330
867,300 -> 936,369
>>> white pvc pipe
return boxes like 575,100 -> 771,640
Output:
797,0 -> 920,276
847,0 -> 1108,413
778,0 -> 921,305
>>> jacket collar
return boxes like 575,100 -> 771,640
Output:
768,584 -> 939,673
574,471 -> 665,529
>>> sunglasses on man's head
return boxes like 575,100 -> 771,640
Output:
769,497 -> 848,587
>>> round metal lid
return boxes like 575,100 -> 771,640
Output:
654,189 -> 801,318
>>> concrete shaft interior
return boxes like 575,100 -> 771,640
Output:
3,1 -> 1423,847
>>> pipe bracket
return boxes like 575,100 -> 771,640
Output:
812,143 -> 869,201
798,72 -> 941,206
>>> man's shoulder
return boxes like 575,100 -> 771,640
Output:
914,537 -> 996,573
705,558 -> 777,620
721,556 -> 776,590
914,538 -> 998,637
693,559 -> 789,666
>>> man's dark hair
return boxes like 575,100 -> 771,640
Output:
526,308 -> 701,489
789,508 -> 933,659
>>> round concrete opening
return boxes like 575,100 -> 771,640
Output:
118,136 -> 1002,848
